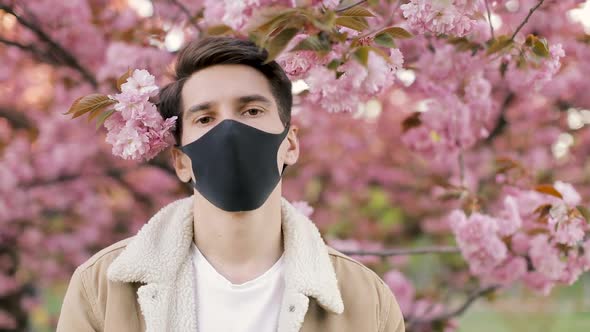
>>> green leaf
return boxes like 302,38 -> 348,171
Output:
336,6 -> 375,17
251,10 -> 297,36
95,109 -> 116,130
448,36 -> 481,53
576,205 -> 590,222
206,24 -> 233,36
291,35 -> 331,53
374,32 -> 396,48
532,37 -> 549,57
264,27 -> 299,64
353,46 -> 371,66
378,26 -> 413,39
64,94 -> 116,119
311,11 -> 336,30
326,59 -> 341,70
486,35 -> 513,55
335,16 -> 369,31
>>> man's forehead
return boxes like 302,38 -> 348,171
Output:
181,64 -> 275,107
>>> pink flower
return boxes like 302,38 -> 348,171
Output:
305,65 -> 362,113
523,271 -> 555,295
97,42 -> 173,82
485,256 -> 527,286
400,0 -> 481,37
121,69 -> 159,98
559,252 -> 585,285
506,43 -> 566,92
529,235 -> 565,280
362,50 -> 404,95
496,195 -> 522,237
510,233 -> 531,255
103,69 -> 178,161
553,180 -> 582,206
553,217 -> 586,246
449,210 -> 508,275
276,34 -> 323,80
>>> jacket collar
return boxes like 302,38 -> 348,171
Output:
107,195 -> 344,315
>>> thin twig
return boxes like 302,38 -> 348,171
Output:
335,0 -> 368,13
406,285 -> 500,326
484,0 -> 495,40
510,0 -> 546,41
168,0 -> 202,33
459,148 -> 465,188
0,4 -> 97,87
340,246 -> 460,257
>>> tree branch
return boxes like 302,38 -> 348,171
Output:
485,92 -> 514,143
406,285 -> 500,327
510,0 -> 546,41
340,245 -> 460,257
168,0 -> 202,33
0,3 -> 97,87
484,0 -> 495,40
0,107 -> 32,129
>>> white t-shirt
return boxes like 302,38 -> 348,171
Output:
191,243 -> 286,332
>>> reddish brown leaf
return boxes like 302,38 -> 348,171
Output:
535,185 -> 563,199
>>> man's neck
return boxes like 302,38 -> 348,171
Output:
191,188 -> 284,284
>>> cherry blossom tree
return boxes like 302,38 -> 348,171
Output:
1,0 -> 589,330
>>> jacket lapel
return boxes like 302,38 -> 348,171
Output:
107,195 -> 344,332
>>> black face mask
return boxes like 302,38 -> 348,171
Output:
179,119 -> 290,212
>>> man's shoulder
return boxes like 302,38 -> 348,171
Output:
327,246 -> 382,276
325,245 -> 404,331
326,245 -> 389,290
76,237 -> 134,275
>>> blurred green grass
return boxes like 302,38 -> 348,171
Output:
458,274 -> 590,332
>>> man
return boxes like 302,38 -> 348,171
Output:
57,36 -> 405,332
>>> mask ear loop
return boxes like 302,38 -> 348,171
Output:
280,121 -> 291,176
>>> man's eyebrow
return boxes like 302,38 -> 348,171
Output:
237,94 -> 272,105
186,102 -> 211,115
185,94 -> 272,116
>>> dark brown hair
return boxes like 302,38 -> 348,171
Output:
157,36 -> 293,146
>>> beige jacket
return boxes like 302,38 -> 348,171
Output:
57,195 -> 405,332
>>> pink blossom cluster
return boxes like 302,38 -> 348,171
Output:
304,49 -> 404,113
449,182 -> 589,295
384,269 -> 457,330
505,43 -> 566,92
202,0 -> 340,31
401,42 -> 495,159
276,34 -> 327,80
104,69 -> 177,161
27,0 -> 106,68
97,42 -> 173,82
400,0 -> 484,37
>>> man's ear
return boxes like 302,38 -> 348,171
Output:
171,146 -> 193,183
283,125 -> 299,167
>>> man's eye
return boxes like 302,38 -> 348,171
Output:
196,116 -> 213,124
244,108 -> 263,116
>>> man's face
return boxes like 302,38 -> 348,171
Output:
172,64 -> 298,185
180,64 -> 286,143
